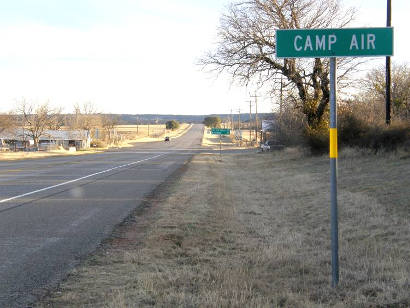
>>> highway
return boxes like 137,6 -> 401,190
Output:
0,124 -> 204,307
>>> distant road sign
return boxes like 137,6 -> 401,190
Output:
211,128 -> 230,135
276,27 -> 393,58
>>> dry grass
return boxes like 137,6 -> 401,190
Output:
0,148 -> 102,161
201,127 -> 255,149
115,124 -> 191,143
36,148 -> 409,307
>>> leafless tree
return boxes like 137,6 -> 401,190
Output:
361,63 -> 410,120
0,113 -> 15,133
69,102 -> 102,131
200,0 -> 359,128
16,100 -> 62,147
101,114 -> 120,143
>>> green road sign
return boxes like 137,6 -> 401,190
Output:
211,128 -> 230,135
276,27 -> 393,58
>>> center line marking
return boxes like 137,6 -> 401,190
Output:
0,154 -> 164,204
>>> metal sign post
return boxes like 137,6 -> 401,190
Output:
211,128 -> 230,160
276,27 -> 393,288
219,135 -> 222,158
329,57 -> 339,287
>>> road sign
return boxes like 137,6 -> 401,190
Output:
275,26 -> 394,288
276,27 -> 393,58
211,128 -> 230,135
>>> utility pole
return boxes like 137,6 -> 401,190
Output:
230,109 -> 233,129
386,0 -> 392,125
280,76 -> 283,117
249,100 -> 252,142
255,97 -> 258,143
250,93 -> 259,143
238,108 -> 241,134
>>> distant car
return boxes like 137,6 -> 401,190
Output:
260,140 -> 275,152
164,136 -> 170,142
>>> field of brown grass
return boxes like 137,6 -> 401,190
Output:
0,148 -> 103,161
115,123 -> 191,142
36,148 -> 409,307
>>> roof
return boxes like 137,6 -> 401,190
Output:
0,128 -> 89,141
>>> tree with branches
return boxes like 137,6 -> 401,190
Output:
16,101 -> 62,147
201,0 -> 358,128
0,113 -> 15,132
69,102 -> 102,132
362,63 -> 410,120
101,114 -> 120,143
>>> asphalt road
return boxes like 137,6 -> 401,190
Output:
0,124 -> 205,307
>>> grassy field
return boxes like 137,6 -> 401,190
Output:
36,148 -> 409,307
115,123 -> 191,141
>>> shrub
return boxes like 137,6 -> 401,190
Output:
166,120 -> 180,130
338,109 -> 409,153
338,112 -> 370,148
304,126 -> 329,155
364,123 -> 410,152
275,107 -> 306,146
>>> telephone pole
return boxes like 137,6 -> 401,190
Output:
250,93 -> 259,143
280,75 -> 283,116
249,100 -> 253,141
238,108 -> 241,132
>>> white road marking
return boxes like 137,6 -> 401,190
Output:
0,154 -> 164,204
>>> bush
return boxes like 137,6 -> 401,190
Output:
364,124 -> 410,152
337,112 -> 409,153
304,126 -> 329,155
338,112 -> 370,148
166,120 -> 180,130
275,107 -> 306,146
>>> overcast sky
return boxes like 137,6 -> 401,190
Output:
0,0 -> 408,115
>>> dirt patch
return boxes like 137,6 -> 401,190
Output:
36,149 -> 409,307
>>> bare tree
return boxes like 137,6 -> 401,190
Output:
201,0 -> 358,128
362,63 -> 410,120
69,102 -> 102,131
0,113 -> 15,132
16,100 -> 62,147
101,114 -> 120,143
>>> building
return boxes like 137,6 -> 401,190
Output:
0,128 -> 90,151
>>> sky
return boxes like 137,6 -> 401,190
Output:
0,0 -> 408,115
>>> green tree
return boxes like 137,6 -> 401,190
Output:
203,116 -> 222,128
166,120 -> 180,130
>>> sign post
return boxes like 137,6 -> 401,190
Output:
211,128 -> 231,159
329,57 -> 339,287
276,27 -> 393,287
